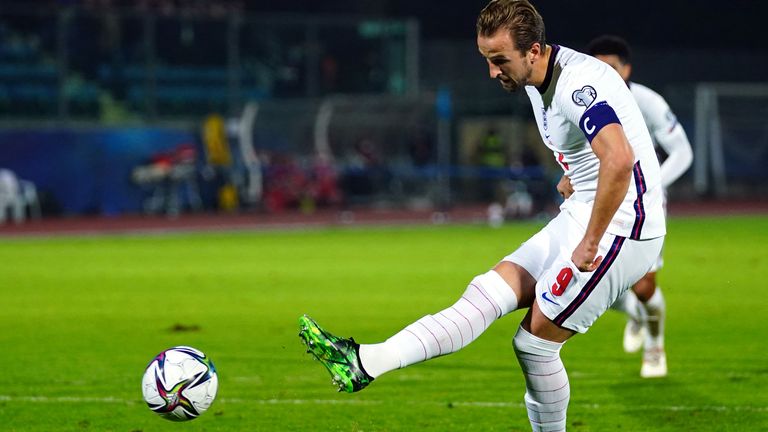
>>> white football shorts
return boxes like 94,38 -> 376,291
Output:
649,249 -> 664,273
503,210 -> 664,333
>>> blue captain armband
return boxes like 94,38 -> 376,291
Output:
579,101 -> 621,142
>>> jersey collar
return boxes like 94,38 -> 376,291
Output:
536,44 -> 560,95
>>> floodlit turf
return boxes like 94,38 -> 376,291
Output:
0,216 -> 766,431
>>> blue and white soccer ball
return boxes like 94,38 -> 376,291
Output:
141,346 -> 219,421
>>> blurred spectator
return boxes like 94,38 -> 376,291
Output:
262,152 -> 307,213
342,137 -> 392,202
475,127 -> 506,168
131,143 -> 202,216
308,154 -> 341,209
473,127 -> 507,203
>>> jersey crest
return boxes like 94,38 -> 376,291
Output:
572,85 -> 597,107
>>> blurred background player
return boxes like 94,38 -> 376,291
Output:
584,35 -> 693,378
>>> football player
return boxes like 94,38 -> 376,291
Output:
301,1 -> 667,429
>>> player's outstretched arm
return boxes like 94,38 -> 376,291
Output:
572,123 -> 634,271
655,122 -> 693,188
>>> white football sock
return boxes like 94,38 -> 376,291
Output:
513,327 -> 569,432
611,289 -> 645,323
359,270 -> 517,378
643,288 -> 665,349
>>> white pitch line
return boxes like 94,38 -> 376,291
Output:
236,398 -> 382,406
0,395 -> 765,413
0,396 -> 136,404
449,401 -> 768,413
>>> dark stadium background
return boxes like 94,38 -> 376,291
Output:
0,3 -> 767,432
0,0 -> 766,230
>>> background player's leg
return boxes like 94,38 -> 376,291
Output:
611,288 -> 647,352
632,272 -> 667,377
633,273 -> 664,346
643,287 -> 665,347
612,287 -> 644,321
359,269 -> 521,378
641,285 -> 666,377
514,305 -> 574,432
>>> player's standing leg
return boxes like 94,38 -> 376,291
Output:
505,214 -> 664,430
513,304 -> 573,432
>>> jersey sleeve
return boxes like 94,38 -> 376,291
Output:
556,67 -> 622,143
635,86 -> 694,187
638,89 -> 675,137
657,124 -> 693,187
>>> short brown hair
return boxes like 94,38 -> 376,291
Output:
476,0 -> 546,53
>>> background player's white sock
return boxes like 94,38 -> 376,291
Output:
611,289 -> 645,323
513,327 -> 569,432
643,288 -> 665,349
359,270 -> 517,378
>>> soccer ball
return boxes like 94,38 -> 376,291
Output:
141,346 -> 219,421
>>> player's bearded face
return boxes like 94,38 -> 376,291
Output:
477,31 -> 532,93
497,55 -> 531,93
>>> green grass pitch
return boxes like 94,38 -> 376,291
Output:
0,216 -> 766,431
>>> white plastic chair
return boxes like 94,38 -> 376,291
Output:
19,180 -> 41,220
0,169 -> 24,224
0,170 -> 41,223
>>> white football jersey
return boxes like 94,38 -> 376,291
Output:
629,82 -> 693,189
525,45 -> 665,240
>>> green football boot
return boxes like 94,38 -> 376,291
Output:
298,314 -> 374,393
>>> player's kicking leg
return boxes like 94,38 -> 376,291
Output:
298,314 -> 374,392
299,267 -> 528,392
